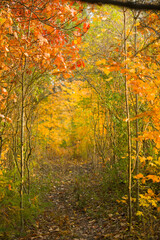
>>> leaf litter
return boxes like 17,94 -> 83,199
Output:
17,162 -> 152,240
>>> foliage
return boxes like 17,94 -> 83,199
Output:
0,1 -> 160,238
0,0 -> 89,237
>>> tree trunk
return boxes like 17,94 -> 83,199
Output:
134,12 -> 139,212
20,70 -> 24,231
123,8 -> 132,233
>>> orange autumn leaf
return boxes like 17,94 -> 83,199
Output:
6,117 -> 12,123
147,188 -> 154,196
134,173 -> 144,179
146,175 -> 160,183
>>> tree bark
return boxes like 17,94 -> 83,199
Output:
20,69 -> 24,231
134,11 -> 139,213
123,8 -> 132,233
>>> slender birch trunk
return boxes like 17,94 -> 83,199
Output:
20,70 -> 24,231
20,6 -> 32,230
134,12 -> 139,212
123,8 -> 132,232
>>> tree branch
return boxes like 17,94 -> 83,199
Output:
80,0 -> 160,11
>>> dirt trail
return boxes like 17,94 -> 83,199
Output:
18,163 -> 134,240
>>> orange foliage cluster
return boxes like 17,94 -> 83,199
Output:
129,13 -> 160,149
0,0 -> 89,118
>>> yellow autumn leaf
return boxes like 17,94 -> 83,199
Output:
150,199 -> 157,208
98,67 -> 110,75
103,68 -> 111,75
105,77 -> 113,82
52,69 -> 60,74
154,160 -> 160,166
92,17 -> 98,22
96,59 -> 106,65
148,188 -> 154,196
140,156 -> 146,162
129,68 -> 135,73
0,17 -> 6,25
136,211 -> 144,217
135,21 -> 140,27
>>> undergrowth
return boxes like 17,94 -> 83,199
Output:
0,160 -> 53,240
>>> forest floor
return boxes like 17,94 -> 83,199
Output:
17,160 -> 159,240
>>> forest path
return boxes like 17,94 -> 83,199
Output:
18,161 -> 129,240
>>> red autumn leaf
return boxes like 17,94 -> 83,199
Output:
83,22 -> 90,31
77,59 -> 85,68
70,64 -> 76,70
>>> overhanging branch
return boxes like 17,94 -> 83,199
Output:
80,0 -> 160,11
